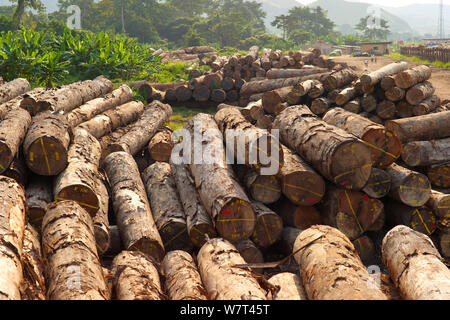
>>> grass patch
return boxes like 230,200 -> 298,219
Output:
149,61 -> 192,83
167,105 -> 217,131
387,53 -> 450,69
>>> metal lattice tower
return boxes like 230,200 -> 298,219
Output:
438,0 -> 444,39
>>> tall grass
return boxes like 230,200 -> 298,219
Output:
387,53 -> 450,69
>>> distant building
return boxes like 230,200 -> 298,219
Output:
358,42 -> 392,56
331,45 -> 361,55
422,38 -> 450,46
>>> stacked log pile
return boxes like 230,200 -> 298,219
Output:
1,56 -> 449,301
155,46 -> 217,64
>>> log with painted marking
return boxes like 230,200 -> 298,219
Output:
402,137 -> 450,167
277,145 -> 325,206
412,95 -> 441,116
322,68 -> 358,92
23,111 -> 72,176
310,97 -> 333,115
394,65 -> 432,89
250,201 -> 283,248
185,114 -> 256,243
405,81 -> 435,106
427,163 -> 450,189
362,167 -> 391,199
319,185 -> 385,240
293,225 -> 388,300
104,151 -> 165,261
142,162 -> 193,252
385,86 -> 405,102
376,100 -> 396,120
322,108 -> 402,169
197,238 -> 268,300
262,87 -> 292,114
0,177 -> 27,300
42,201 -> 110,300
382,225 -> 450,299
274,105 -> 373,190
426,190 -> 450,220
274,200 -> 321,230
385,163 -> 431,207
4,154 -> 28,186
162,250 -> 207,300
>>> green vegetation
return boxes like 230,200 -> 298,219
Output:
355,16 -> 391,40
387,53 -> 450,69
168,105 -> 216,131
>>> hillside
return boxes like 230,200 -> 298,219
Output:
256,0 -> 301,34
0,0 -> 58,12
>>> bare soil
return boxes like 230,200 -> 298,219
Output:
332,56 -> 450,101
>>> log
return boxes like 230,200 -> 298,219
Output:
66,85 -> 134,128
0,78 -> 30,104
361,94 -> 377,112
426,190 -> 450,220
310,97 -> 332,115
376,100 -> 396,120
99,122 -> 136,166
268,272 -> 307,300
343,98 -> 361,114
322,69 -> 358,91
197,238 -> 267,300
162,250 -> 207,300
385,86 -> 405,102
385,163 -> 431,207
42,201 -> 109,300
362,168 -> 391,199
234,165 -> 282,205
226,89 -> 239,102
165,88 -> 177,101
151,88 -> 166,102
211,89 -> 227,103
382,225 -> 450,299
394,65 -> 432,89
262,87 -> 292,115
78,101 -> 144,139
308,82 -> 325,99
278,145 -> 325,206
360,62 -> 409,87
110,100 -> 172,156
402,137 -> 450,167
273,105 -> 373,190
175,85 -> 192,102
239,72 -> 330,97
250,201 -> 283,248
293,225 -> 387,300
23,111 -> 71,176
54,127 -> 101,216
93,176 -> 110,256
4,154 -> 28,186
427,163 -> 450,189
380,75 -> 396,91
266,68 -> 328,80
0,177 -> 26,300
413,95 -> 441,116
0,87 -> 45,119
256,114 -> 274,130
396,101 -> 415,118
104,151 -> 165,261
128,80 -> 152,101
405,81 -> 435,105
352,235 -> 377,266
221,77 -> 235,91
170,162 -> 217,248
320,185 -> 384,240
111,251 -> 165,300
192,85 -> 210,102
280,227 -> 303,255
438,230 -> 450,258
147,127 -> 174,163
235,239 -> 265,273
185,114 -> 256,243
335,87 -> 358,106
104,225 -> 123,257
274,200 -> 321,230
20,223 -> 46,300
322,107 -> 402,169
214,106 -> 283,172
142,162 -> 193,252
385,201 -> 437,236
0,108 -> 31,174
244,46 -> 259,64
26,176 -> 52,232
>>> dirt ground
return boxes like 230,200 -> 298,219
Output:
332,56 -> 450,101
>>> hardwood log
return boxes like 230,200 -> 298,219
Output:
4,154 -> 28,186
380,75 -> 396,91
413,95 -> 441,116
376,100 -> 396,120
268,272 -> 307,300
250,201 -> 283,248
335,87 -> 358,106
396,101 -> 415,118
385,86 -> 405,102
310,97 -> 332,115
322,69 -> 358,91
426,190 -> 450,220
394,65 -> 432,89
427,163 -> 450,189
274,200 -> 321,230
360,62 -> 409,87
361,94 -> 377,112
405,81 -> 435,105
148,127 -> 173,163
402,137 -> 450,167
362,168 -> 391,199
235,239 -> 265,273
352,235 -> 377,266
0,78 -> 30,104
266,68 -> 328,80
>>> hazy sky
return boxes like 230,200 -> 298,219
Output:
297,0 -> 450,7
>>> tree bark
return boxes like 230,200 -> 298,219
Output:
278,145 -> 325,206
362,167 -> 391,199
382,225 -> 450,299
4,153 -> 28,186
361,94 -> 377,112
322,69 -> 358,91
319,185 -> 384,240
93,176 -> 110,256
394,65 -> 432,89
427,163 -> 450,189
25,176 -> 52,232
0,107 -> 31,174
352,235 -> 377,266
268,272 -> 307,300
406,81 -> 435,105
0,87 -> 45,119
162,250 -> 207,300
250,201 -> 283,248
262,87 -> 292,115
78,101 -> 144,139
111,251 -> 165,300
273,105 -> 373,190
42,201 -> 109,300
0,177 -> 26,300
142,162 -> 193,252
293,225 -> 388,300
385,201 -> 437,236
396,101 -> 415,118
266,68 -> 328,80
385,163 -> 431,207
0,78 -> 30,104
426,190 -> 450,220
20,223 -> 46,300
110,100 -> 172,156
376,100 -> 396,120
147,127 -> 174,163
104,151 -> 165,262
323,107 -> 402,169
360,62 -> 409,86
402,137 -> 450,167
66,85 -> 133,128
335,87 -> 358,106
380,75 -> 396,91
197,238 -> 268,300
185,114 -> 256,243
413,95 -> 440,116
274,200 -> 321,230
23,111 -> 72,176
385,86 -> 405,102
310,97 -> 332,115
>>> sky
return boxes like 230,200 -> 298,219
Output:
297,0 -> 450,7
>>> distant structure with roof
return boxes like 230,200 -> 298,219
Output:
358,41 -> 392,56
423,38 -> 450,46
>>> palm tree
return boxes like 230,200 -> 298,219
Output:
11,0 -> 43,30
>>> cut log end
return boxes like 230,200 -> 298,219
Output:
362,128 -> 402,169
362,168 -> 391,199
129,238 -> 166,262
159,222 -> 192,252
0,142 -> 13,173
215,199 -> 256,243
249,175 -> 282,204
26,136 -> 68,176
282,171 -> 325,206
398,173 -> 432,207
189,224 -> 217,248
252,213 -> 283,248
55,184 -> 99,217
427,164 -> 450,188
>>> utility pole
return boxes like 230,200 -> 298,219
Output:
438,0 -> 444,39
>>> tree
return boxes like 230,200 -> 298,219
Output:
271,14 -> 288,40
288,29 -> 311,45
10,0 -> 44,29
355,15 -> 390,40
